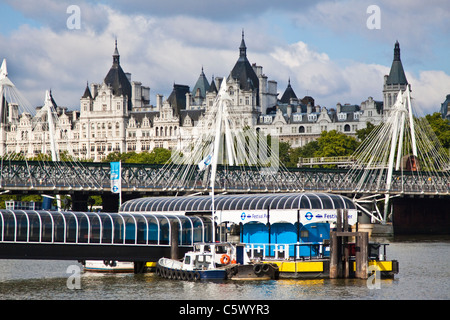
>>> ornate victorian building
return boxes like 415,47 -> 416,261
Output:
1,35 -> 407,162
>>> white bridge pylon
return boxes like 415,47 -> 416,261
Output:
343,86 -> 450,223
0,58 -> 102,195
160,78 -> 300,194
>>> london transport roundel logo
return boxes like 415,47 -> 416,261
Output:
305,212 -> 313,220
241,212 -> 246,221
112,186 -> 119,192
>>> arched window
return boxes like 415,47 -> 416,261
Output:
299,126 -> 305,133
344,124 -> 350,132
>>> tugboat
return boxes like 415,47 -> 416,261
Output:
156,242 -> 278,281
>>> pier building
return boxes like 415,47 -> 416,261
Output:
120,192 -> 357,258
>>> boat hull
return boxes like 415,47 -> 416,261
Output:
156,263 -> 227,281
228,263 -> 279,280
83,260 -> 134,273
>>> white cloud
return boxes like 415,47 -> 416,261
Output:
1,1 -> 449,115
407,70 -> 450,116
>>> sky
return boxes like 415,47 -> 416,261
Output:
1,0 -> 449,115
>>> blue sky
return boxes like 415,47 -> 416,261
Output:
1,0 -> 449,115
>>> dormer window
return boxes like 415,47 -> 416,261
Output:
338,113 -> 347,121
263,115 -> 272,124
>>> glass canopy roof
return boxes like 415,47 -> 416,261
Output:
120,193 -> 356,213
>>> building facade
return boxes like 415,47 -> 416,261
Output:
1,36 -> 410,162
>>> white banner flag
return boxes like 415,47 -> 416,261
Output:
110,161 -> 121,194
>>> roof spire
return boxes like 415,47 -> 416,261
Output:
386,41 -> 408,85
239,29 -> 247,59
113,38 -> 120,66
394,40 -> 400,61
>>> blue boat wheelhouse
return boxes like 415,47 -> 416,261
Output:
120,193 -> 357,258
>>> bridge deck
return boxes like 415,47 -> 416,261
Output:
0,161 -> 449,195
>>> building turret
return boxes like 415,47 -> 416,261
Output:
383,41 -> 409,110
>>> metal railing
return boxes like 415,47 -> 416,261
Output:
244,242 -> 329,261
0,161 -> 448,195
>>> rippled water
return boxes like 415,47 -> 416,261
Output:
0,236 -> 449,300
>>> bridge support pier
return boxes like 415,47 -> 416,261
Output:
393,197 -> 450,235
71,193 -> 89,212
102,193 -> 120,213
133,261 -> 147,274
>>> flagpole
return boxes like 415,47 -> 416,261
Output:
119,160 -> 122,210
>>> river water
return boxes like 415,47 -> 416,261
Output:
0,235 -> 449,301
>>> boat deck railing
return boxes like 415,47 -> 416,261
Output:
244,242 -> 328,261
244,242 -> 390,261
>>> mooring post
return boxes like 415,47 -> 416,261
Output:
355,232 -> 369,279
330,209 -> 343,279
330,231 -> 339,279
336,209 -> 342,232
360,232 -> 369,279
170,221 -> 179,260
343,209 -> 349,278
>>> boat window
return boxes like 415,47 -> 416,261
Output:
215,246 -> 227,254
184,256 -> 191,265
195,254 -> 212,266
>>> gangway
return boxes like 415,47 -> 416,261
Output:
0,210 -> 212,262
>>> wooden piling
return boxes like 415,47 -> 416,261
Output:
329,208 -> 369,279
170,221 -> 179,260
355,232 -> 369,279
329,231 -> 339,279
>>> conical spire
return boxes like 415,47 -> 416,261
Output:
103,39 -> 132,110
394,40 -> 400,61
280,78 -> 298,104
239,29 -> 247,60
192,67 -> 210,99
208,75 -> 218,94
229,30 -> 259,93
386,41 -> 407,85
82,81 -> 92,99
113,39 -> 120,66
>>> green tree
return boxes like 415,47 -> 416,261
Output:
286,141 -> 318,168
102,148 -> 172,164
425,112 -> 450,149
356,122 -> 377,141
314,130 -> 359,158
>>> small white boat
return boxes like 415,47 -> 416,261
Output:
82,260 -> 134,273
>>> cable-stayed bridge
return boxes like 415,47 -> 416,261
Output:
0,160 -> 448,197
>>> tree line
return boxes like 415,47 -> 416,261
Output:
1,113 -> 448,208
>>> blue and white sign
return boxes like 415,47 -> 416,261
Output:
110,162 -> 121,194
300,210 -> 357,225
